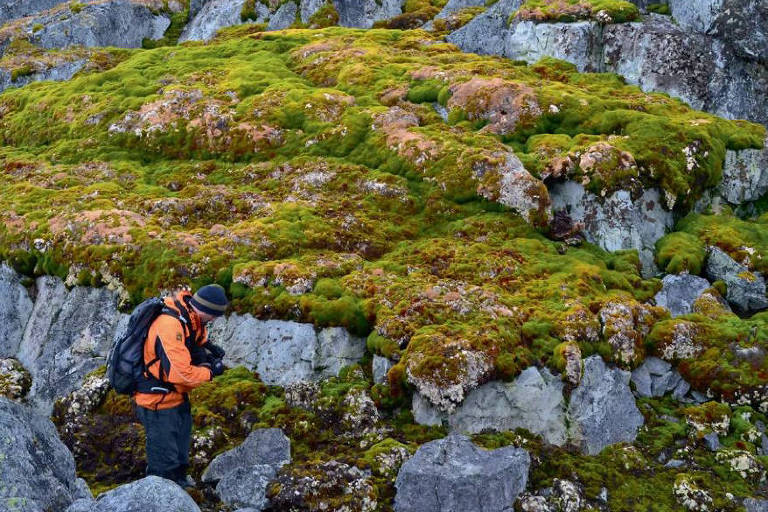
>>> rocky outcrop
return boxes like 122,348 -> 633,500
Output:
704,246 -> 768,314
746,498 -> 768,512
0,1 -> 172,56
394,433 -> 530,512
182,0 -> 406,41
718,135 -> 768,206
412,366 -> 567,446
209,314 -> 366,385
202,429 -> 290,509
0,396 -> 90,511
567,355 -> 644,455
0,264 -> 33,358
0,0 -> 64,26
65,476 -> 200,512
631,356 -> 691,400
372,355 -> 394,384
549,181 -> 673,277
0,58 -> 87,94
18,275 -> 126,412
654,274 -> 712,317
448,9 -> 768,128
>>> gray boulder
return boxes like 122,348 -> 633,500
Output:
0,0 -> 63,25
0,397 -> 88,511
668,0 -> 767,63
568,356 -> 644,455
372,355 -> 394,384
719,135 -> 768,205
266,1 -> 297,30
65,476 -> 200,512
394,433 -> 530,512
506,20 -> 602,72
208,314 -> 365,385
631,356 -> 690,399
549,181 -> 673,277
445,0 -> 523,57
654,273 -> 711,317
333,0 -> 404,28
0,58 -> 87,94
180,0 -> 252,42
746,498 -> 768,512
3,0 -> 172,55
202,428 -> 290,510
0,264 -> 33,358
215,465 -> 276,510
202,428 -> 290,483
432,0 -> 487,20
17,276 -> 125,412
300,0 -> 326,24
704,246 -> 768,314
413,367 -> 567,446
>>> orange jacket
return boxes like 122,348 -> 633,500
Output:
134,291 -> 213,410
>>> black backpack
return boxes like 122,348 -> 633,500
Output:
107,297 -> 181,395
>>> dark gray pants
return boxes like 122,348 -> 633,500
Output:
135,399 -> 192,481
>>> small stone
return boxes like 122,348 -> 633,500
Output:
665,459 -> 686,469
703,432 -> 720,452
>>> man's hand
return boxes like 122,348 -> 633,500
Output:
210,358 -> 225,378
206,342 -> 226,360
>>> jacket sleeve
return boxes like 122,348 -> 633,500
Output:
154,315 -> 212,386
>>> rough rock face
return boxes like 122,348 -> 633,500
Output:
180,0 -> 250,42
334,0 -> 404,28
654,274 -> 712,317
668,0 -> 768,63
494,153 -> 552,227
549,181 -> 673,277
0,58 -> 87,94
394,433 -> 530,512
209,314 -> 366,385
704,246 -> 768,314
17,275 -> 126,411
518,479 -> 587,512
746,498 -> 768,512
1,0 -> 172,56
0,396 -> 90,511
372,355 -> 394,384
0,0 -> 64,25
202,428 -> 291,509
65,476 -> 200,512
718,135 -> 768,205
267,1 -> 298,30
0,263 -> 33,358
631,356 -> 691,400
567,356 -> 644,455
598,300 -> 662,366
448,9 -> 768,128
412,366 -> 567,446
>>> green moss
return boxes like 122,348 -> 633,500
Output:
10,65 -> 34,81
513,0 -> 639,23
655,231 -> 707,275
646,3 -> 670,14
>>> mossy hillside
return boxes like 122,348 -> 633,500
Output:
513,0 -> 640,23
0,26 -> 765,404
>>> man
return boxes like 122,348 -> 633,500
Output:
133,284 -> 229,488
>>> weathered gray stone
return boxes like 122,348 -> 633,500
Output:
745,498 -> 768,512
644,356 -> 672,376
703,431 -> 721,451
630,364 -> 652,397
266,1 -> 297,30
413,367 -> 567,446
209,314 -> 365,385
445,0 -> 524,57
394,433 -> 530,512
506,20 -> 602,72
0,264 -> 32,358
669,0 -> 767,63
0,397 -> 84,511
333,0 -> 404,28
316,327 -> 366,379
719,135 -> 768,205
73,476 -> 200,512
180,0 -> 253,42
18,277 -> 125,412
433,0 -> 486,19
705,246 -> 768,314
300,0 -> 325,23
654,274 -> 712,317
216,465 -> 276,510
549,181 -> 673,277
9,0 -> 171,54
372,355 -> 394,385
631,356 -> 692,400
567,356 -> 644,455
0,58 -> 87,94
202,428 -> 290,483
493,153 -> 552,226
0,0 -> 64,25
